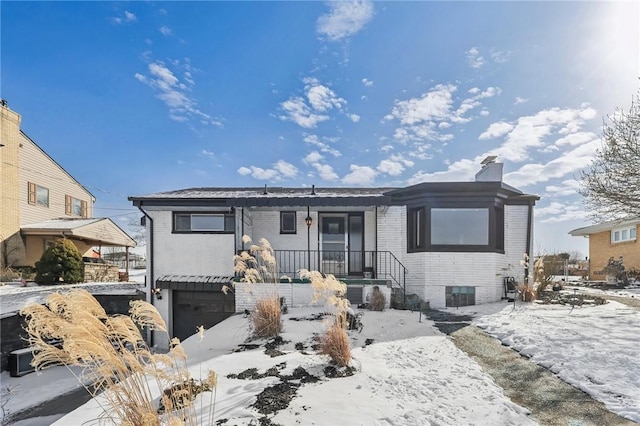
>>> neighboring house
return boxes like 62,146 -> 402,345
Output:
130,159 -> 539,347
0,100 -> 136,276
569,217 -> 640,281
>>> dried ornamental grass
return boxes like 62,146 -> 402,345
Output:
20,289 -> 218,425
234,235 -> 284,338
252,297 -> 282,338
319,322 -> 352,367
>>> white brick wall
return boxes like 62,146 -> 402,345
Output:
376,204 -> 531,308
234,282 -> 390,312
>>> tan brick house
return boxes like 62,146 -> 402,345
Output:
0,100 -> 136,274
569,218 -> 640,281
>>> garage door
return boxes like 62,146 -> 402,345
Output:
172,290 -> 235,342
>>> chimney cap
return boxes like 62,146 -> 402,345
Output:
481,155 -> 497,166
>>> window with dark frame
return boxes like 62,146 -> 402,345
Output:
280,211 -> 297,234
173,213 -> 235,233
408,207 -> 426,250
407,204 -> 505,253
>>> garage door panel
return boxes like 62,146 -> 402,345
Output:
172,290 -> 235,341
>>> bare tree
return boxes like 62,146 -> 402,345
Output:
580,91 -> 640,221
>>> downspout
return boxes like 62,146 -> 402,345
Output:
525,201 -> 534,284
136,205 -> 154,347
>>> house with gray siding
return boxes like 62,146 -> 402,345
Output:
130,159 -> 538,347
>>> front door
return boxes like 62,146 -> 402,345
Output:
320,213 -> 364,276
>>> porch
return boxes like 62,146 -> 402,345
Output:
273,249 -> 408,306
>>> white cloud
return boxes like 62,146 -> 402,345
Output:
237,167 -> 251,176
112,11 -> 137,25
362,78 -> 374,87
466,47 -> 485,69
280,78 -> 348,129
303,134 -> 341,157
386,84 -> 498,144
406,158 -> 478,185
200,149 -> 215,160
349,113 -> 361,123
503,139 -> 600,187
313,163 -> 339,181
489,49 -> 510,63
303,150 -> 339,181
273,160 -> 298,178
303,151 -> 324,164
492,105 -> 598,163
555,131 -> 596,147
317,1 -> 374,42
377,159 -> 405,176
545,179 -> 581,197
537,201 -> 591,223
135,60 -> 222,127
342,164 -> 377,185
479,121 -> 515,140
514,97 -> 529,105
304,77 -> 345,111
159,26 -> 173,36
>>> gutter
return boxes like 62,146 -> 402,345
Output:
525,201 -> 534,283
136,205 -> 154,347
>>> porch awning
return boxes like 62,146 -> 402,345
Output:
21,218 -> 136,247
156,275 -> 234,291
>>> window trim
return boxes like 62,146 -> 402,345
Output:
66,195 -> 88,218
280,211 -> 297,234
28,182 -> 49,207
172,212 -> 235,234
611,226 -> 637,244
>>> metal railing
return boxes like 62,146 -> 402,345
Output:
273,249 -> 407,296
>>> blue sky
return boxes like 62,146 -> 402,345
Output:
2,1 -> 638,256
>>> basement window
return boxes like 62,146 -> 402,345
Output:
445,286 -> 476,307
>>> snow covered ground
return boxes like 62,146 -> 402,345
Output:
2,281 -> 639,425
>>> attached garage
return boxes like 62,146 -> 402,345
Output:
156,275 -> 235,342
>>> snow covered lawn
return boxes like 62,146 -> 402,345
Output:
474,300 -> 640,423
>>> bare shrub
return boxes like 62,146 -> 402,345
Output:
518,283 -> 536,302
20,289 -> 217,425
319,322 -> 351,367
368,286 -> 386,311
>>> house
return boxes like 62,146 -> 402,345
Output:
0,100 -> 136,279
130,158 -> 539,347
569,217 -> 640,281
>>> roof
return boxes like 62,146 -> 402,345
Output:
129,182 -> 539,208
569,217 -> 640,237
130,186 -> 396,207
21,218 -> 137,247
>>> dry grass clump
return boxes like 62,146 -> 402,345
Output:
20,289 -> 217,425
518,283 -> 536,302
299,269 -> 352,366
368,286 -> 386,311
234,235 -> 283,338
319,322 -> 351,367
253,297 -> 282,338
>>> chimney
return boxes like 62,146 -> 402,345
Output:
475,155 -> 503,182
